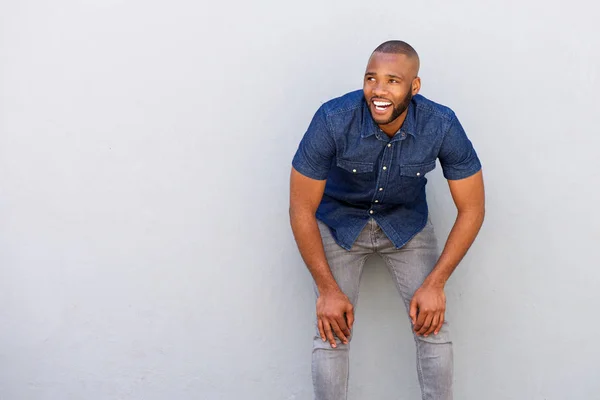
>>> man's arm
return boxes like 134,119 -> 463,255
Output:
410,170 -> 485,336
289,167 -> 354,348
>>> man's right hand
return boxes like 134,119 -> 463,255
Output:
316,290 -> 354,348
290,168 -> 353,348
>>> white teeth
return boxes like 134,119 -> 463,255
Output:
373,101 -> 391,106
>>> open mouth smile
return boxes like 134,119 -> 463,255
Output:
372,99 -> 392,114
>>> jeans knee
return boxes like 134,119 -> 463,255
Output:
414,321 -> 452,344
312,335 -> 351,351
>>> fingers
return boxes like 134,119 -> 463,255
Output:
424,314 -> 439,337
321,319 -> 348,347
345,305 -> 355,331
322,320 -> 338,348
319,314 -> 352,348
331,319 -> 349,345
409,299 -> 417,325
346,312 -> 354,332
341,324 -> 351,340
413,306 -> 427,333
316,293 -> 355,347
318,319 -> 326,342
418,313 -> 433,336
434,312 -> 445,335
338,313 -> 351,337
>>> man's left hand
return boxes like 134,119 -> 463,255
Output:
409,284 -> 446,337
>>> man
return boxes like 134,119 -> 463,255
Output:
289,40 -> 485,400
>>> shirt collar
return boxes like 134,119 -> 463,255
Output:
361,97 -> 417,140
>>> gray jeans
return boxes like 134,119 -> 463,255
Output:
313,218 -> 453,400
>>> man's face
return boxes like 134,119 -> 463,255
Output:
363,52 -> 420,132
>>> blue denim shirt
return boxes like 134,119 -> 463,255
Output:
292,90 -> 481,250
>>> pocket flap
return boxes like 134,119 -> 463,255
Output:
400,161 -> 436,177
336,159 -> 374,174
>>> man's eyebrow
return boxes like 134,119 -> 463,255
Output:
364,72 -> 404,79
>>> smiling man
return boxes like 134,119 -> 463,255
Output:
289,40 -> 485,400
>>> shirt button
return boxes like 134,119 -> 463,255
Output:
369,210 -> 374,214
352,169 -> 357,173
375,200 -> 379,203
379,187 -> 383,191
387,144 -> 392,148
382,166 -> 387,170
416,172 -> 421,176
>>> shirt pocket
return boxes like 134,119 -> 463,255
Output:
396,161 -> 436,203
332,159 -> 375,201
399,161 -> 436,179
336,159 -> 375,174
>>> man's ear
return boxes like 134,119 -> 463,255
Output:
412,77 -> 421,95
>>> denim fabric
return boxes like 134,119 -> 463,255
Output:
312,219 -> 453,400
292,90 -> 481,250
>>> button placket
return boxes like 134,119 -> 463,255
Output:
373,141 -> 394,206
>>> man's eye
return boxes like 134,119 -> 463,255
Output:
367,77 -> 375,82
390,79 -> 398,84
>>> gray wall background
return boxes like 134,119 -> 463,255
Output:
1,1 -> 599,399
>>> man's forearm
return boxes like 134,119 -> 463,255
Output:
289,209 -> 340,294
423,208 -> 485,288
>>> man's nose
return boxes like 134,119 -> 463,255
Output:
373,82 -> 388,97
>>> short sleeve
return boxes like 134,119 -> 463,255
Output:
438,114 -> 482,180
292,106 -> 336,180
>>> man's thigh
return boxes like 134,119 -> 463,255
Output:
378,219 -> 439,308
378,220 -> 453,342
315,220 -> 372,305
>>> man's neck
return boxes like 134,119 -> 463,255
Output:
379,112 -> 408,137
